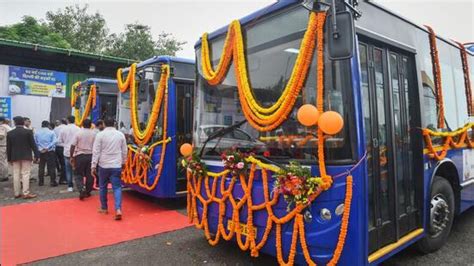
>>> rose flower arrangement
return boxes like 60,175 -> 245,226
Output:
181,152 -> 207,177
221,148 -> 252,177
274,161 -> 322,211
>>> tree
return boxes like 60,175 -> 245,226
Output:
105,23 -> 185,61
105,23 -> 156,60
155,32 -> 186,56
0,16 -> 71,48
45,4 -> 108,53
105,23 -> 186,60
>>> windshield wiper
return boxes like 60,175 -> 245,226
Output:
199,120 -> 247,157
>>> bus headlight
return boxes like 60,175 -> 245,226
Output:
304,210 -> 313,223
320,208 -> 332,221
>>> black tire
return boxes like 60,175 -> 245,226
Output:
416,176 -> 455,253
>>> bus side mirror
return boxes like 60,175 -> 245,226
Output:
327,11 -> 355,60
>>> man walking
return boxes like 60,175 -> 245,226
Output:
35,121 -> 58,186
0,117 -> 12,182
92,117 -> 127,220
70,119 -> 96,200
60,115 -> 80,192
7,116 -> 39,199
54,118 -> 67,184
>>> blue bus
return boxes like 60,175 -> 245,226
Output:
117,56 -> 195,198
187,0 -> 474,265
72,78 -> 118,126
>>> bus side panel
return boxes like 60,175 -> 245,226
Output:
426,149 -> 474,213
197,164 -> 365,265
123,79 -> 178,198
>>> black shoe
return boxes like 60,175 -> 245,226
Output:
50,182 -> 58,187
86,192 -> 91,197
0,177 -> 8,182
79,190 -> 85,200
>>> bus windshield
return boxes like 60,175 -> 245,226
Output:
121,65 -> 165,144
194,6 -> 354,163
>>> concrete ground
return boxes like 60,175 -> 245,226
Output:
1,167 -> 473,265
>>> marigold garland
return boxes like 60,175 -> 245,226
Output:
116,64 -> 170,145
71,83 -> 97,126
423,122 -> 474,160
70,81 -> 80,107
425,25 -> 445,128
187,158 -> 353,265
116,63 -> 137,93
200,12 -> 327,131
121,76 -> 170,191
453,41 -> 473,116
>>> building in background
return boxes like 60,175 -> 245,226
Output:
0,38 -> 132,129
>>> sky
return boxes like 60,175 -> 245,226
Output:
0,0 -> 473,59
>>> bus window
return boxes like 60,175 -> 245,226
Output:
195,9 -> 353,163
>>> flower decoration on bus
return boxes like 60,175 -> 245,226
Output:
71,82 -> 97,126
133,144 -> 153,168
221,148 -> 253,177
182,152 -> 208,177
274,161 -> 322,211
118,63 -> 171,191
200,11 -> 327,132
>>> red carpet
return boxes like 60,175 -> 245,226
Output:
0,192 -> 191,266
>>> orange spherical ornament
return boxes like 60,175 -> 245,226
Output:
180,143 -> 193,157
297,104 -> 320,127
318,111 -> 344,135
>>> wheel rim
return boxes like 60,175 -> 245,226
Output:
429,193 -> 450,237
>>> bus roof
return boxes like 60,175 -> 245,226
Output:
82,78 -> 117,85
136,55 -> 195,69
194,0 -> 473,55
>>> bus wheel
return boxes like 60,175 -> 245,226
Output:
417,176 -> 455,254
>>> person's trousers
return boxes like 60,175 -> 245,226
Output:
38,151 -> 57,184
12,160 -> 32,196
55,146 -> 66,182
0,146 -> 8,179
64,156 -> 74,188
74,154 -> 93,193
98,167 -> 122,211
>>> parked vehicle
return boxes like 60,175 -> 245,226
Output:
117,56 -> 194,198
187,1 -> 474,265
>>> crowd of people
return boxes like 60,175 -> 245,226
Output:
0,115 -> 128,220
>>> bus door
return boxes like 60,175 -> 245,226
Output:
176,81 -> 194,191
359,40 -> 421,253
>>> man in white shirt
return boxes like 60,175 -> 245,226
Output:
60,115 -> 81,191
92,117 -> 128,221
0,117 -> 12,182
70,119 -> 97,200
54,119 -> 68,184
